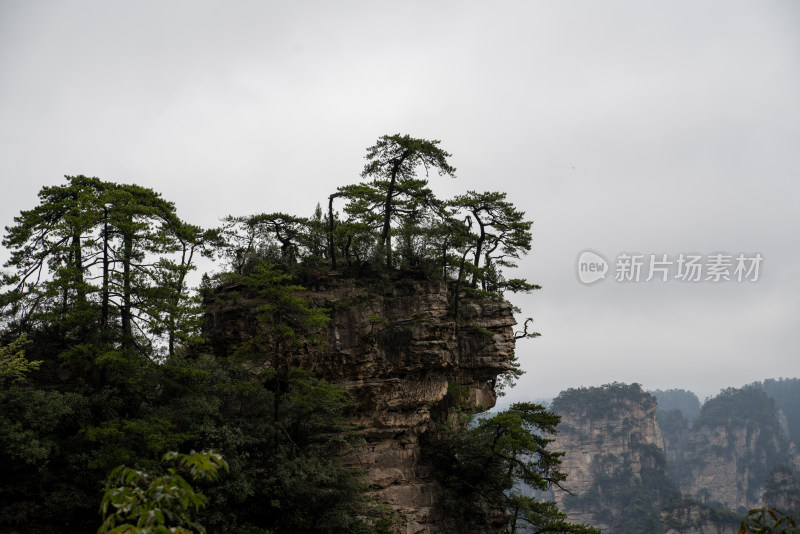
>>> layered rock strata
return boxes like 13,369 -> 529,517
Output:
204,270 -> 517,533
550,384 -> 669,532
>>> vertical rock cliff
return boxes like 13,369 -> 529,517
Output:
549,383 -> 677,532
763,465 -> 800,513
546,383 -> 800,533
662,386 -> 796,513
204,269 -> 518,533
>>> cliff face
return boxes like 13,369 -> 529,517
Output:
550,384 -> 675,532
661,388 -> 796,513
763,466 -> 800,513
548,384 -> 800,533
205,270 -> 517,533
673,423 -> 772,510
551,385 -> 665,489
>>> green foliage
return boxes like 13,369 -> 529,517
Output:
738,507 -> 800,533
0,380 -> 91,530
471,324 -> 495,338
448,190 -> 535,293
98,450 -> 228,534
551,382 -> 654,420
126,351 -> 386,534
695,386 -> 780,430
221,212 -> 311,272
1,176 -> 217,355
0,138 -> 540,533
0,385 -> 86,467
369,314 -> 389,327
83,417 -> 191,472
221,262 -> 330,366
425,402 -> 599,533
218,134 -> 539,305
0,334 -> 39,384
359,134 -> 456,268
506,497 -> 600,534
494,351 -> 525,397
0,269 -> 379,533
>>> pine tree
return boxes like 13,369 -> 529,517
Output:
449,190 -> 537,293
1,176 -> 213,355
342,134 -> 456,268
426,402 -> 600,534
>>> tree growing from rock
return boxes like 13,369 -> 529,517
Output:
449,190 -> 537,293
341,134 -> 456,268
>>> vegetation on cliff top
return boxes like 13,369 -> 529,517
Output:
688,385 -> 794,507
0,135 -> 571,533
551,383 -> 680,534
551,382 -> 656,421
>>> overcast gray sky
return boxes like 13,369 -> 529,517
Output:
2,0 -> 798,404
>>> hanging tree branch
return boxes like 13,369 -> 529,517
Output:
514,318 -> 541,340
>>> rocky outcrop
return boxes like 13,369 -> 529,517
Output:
546,383 -> 800,533
763,465 -> 800,514
205,269 -> 517,533
551,384 -> 665,489
662,387 -> 796,513
674,424 -> 764,511
549,383 -> 676,532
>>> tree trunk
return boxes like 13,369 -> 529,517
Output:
328,194 -> 338,270
344,234 -> 352,264
168,243 -> 193,356
121,231 -> 133,347
472,216 -> 486,287
381,155 -> 407,269
381,171 -> 396,269
101,207 -> 110,328
71,233 -> 85,304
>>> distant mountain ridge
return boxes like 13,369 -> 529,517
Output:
542,379 -> 800,534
